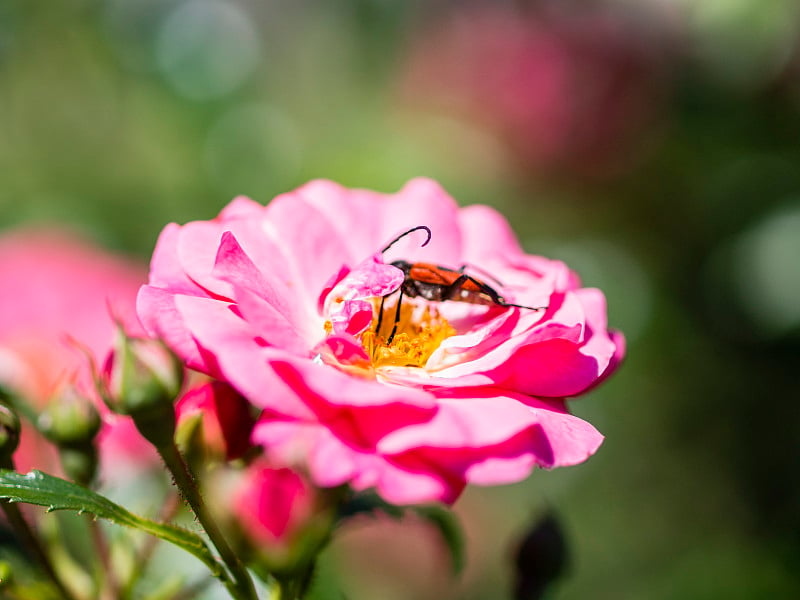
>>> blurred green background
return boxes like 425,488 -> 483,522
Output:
1,0 -> 799,598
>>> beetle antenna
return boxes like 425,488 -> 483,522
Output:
382,225 -> 432,253
499,302 -> 548,311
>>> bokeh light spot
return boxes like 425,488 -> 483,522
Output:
156,0 -> 261,100
730,202 -> 800,336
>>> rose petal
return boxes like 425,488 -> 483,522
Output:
137,287 -> 214,374
252,418 -> 464,504
218,195 -> 264,220
325,254 -> 403,336
296,180 -> 389,259
146,223 -> 204,294
317,264 -> 351,313
173,294 -> 313,418
379,390 -> 603,487
263,190 -> 357,304
458,204 -> 525,263
380,178 -> 463,265
312,334 -> 372,367
213,232 -> 319,351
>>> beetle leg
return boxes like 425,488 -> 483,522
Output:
442,273 -> 470,301
444,273 -> 505,304
374,293 -> 388,336
387,288 -> 405,344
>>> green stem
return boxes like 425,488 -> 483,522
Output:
272,569 -> 314,600
158,440 -> 258,600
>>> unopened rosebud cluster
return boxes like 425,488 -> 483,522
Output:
98,325 -> 184,449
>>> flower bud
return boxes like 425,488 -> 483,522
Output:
100,327 -> 183,416
37,382 -> 102,485
38,384 -> 101,447
0,402 -> 21,465
175,381 -> 256,463
513,511 -> 568,600
214,462 -> 334,581
98,326 -> 183,449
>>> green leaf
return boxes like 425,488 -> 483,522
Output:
413,505 -> 465,575
0,470 -> 223,579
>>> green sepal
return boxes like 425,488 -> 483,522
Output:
0,470 -> 223,580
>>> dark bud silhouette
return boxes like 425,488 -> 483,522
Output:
512,510 -> 569,600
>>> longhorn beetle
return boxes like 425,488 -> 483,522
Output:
376,226 -> 546,343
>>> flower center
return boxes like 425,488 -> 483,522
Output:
359,300 -> 456,369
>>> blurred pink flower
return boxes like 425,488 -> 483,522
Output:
0,228 -> 156,475
138,179 -> 624,504
400,7 -> 671,176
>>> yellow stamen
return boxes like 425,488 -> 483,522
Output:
360,301 -> 456,369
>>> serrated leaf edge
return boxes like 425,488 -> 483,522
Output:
0,469 -> 222,578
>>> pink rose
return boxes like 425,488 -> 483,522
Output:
138,179 -> 624,504
0,228 -> 157,475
